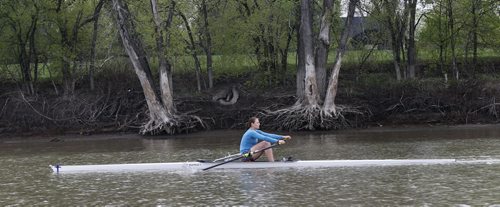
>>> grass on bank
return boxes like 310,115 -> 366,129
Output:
1,49 -> 499,89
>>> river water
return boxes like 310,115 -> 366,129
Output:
2,125 -> 500,206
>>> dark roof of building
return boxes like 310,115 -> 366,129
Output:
341,16 -> 381,37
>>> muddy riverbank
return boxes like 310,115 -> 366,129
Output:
1,76 -> 499,138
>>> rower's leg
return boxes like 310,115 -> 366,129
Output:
250,141 -> 266,161
264,147 -> 274,162
251,141 -> 274,162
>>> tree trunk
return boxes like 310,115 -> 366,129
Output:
201,0 -> 213,89
392,49 -> 402,80
69,11 -> 83,95
59,7 -> 83,97
406,0 -> 417,79
447,0 -> 458,80
112,0 -> 173,125
18,39 -> 32,95
13,7 -> 39,95
381,0 -> 402,81
151,0 -> 175,110
400,0 -> 409,79
281,24 -> 294,85
464,32 -> 470,73
437,1 -> 446,80
296,3 -> 305,100
89,0 -> 105,91
471,0 -> 480,75
30,25 -> 38,85
296,25 -> 305,100
315,0 -> 334,100
59,21 -> 73,97
56,2 -> 99,95
323,0 -> 357,113
16,18 -> 36,95
164,1 -> 176,94
299,0 -> 319,107
179,10 -> 203,92
27,9 -> 39,89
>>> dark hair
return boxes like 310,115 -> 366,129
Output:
247,117 -> 258,128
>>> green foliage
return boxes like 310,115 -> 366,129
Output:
419,0 -> 500,58
0,0 -> 499,93
210,1 -> 296,70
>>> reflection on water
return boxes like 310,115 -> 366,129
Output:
2,125 -> 500,205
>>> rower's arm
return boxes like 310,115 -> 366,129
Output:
251,130 -> 280,143
255,130 -> 283,140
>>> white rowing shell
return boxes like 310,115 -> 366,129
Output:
50,158 -> 500,174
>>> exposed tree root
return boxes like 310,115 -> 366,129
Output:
140,114 -> 206,135
260,104 -> 369,131
1,89 -> 147,134
367,79 -> 500,124
4,78 -> 500,136
473,97 -> 499,118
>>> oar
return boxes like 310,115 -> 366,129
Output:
202,143 -> 281,171
197,153 -> 241,163
212,153 -> 242,162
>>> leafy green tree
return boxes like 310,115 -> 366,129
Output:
211,0 -> 297,87
177,6 -> 204,91
0,0 -> 40,94
198,0 -> 214,89
89,0 -> 105,91
462,0 -> 500,75
419,0 -> 500,79
419,0 -> 449,78
48,0 -> 102,96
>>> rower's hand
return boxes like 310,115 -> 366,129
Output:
282,135 -> 292,140
278,140 -> 286,145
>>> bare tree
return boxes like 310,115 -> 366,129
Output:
265,0 -> 363,130
299,0 -> 319,107
323,0 -> 358,114
265,0 -> 321,131
112,0 -> 203,134
150,0 -> 175,109
315,0 -> 334,100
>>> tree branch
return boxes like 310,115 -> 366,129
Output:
79,0 -> 105,28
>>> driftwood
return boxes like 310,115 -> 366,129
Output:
212,86 -> 239,105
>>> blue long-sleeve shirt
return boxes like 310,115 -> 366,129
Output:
239,129 -> 283,154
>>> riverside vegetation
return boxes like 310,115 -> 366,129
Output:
1,55 -> 499,136
0,0 -> 499,136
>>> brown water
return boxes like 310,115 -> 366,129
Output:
2,125 -> 500,206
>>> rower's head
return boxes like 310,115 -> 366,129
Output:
247,117 -> 260,129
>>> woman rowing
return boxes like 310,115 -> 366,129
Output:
239,117 -> 291,162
